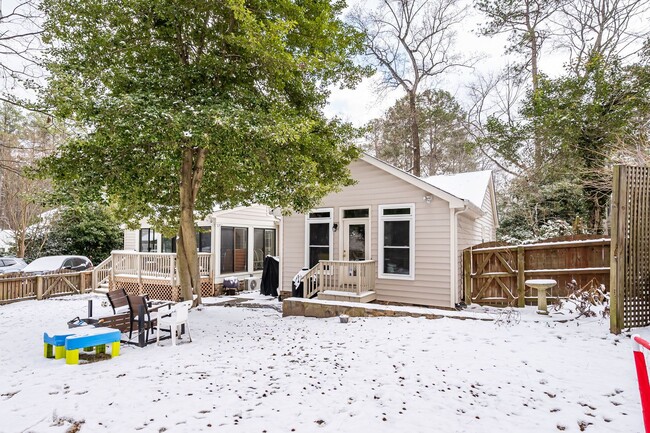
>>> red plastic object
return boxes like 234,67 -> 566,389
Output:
633,335 -> 650,433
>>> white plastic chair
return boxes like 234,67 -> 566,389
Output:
156,301 -> 192,346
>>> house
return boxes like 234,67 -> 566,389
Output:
279,154 -> 498,309
112,205 -> 279,295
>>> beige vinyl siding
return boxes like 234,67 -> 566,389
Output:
281,158 -> 453,308
216,205 -> 276,227
124,230 -> 138,251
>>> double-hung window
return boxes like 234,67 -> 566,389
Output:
378,204 -> 415,279
305,209 -> 332,269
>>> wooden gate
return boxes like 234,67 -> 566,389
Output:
464,236 -> 610,307
611,165 -> 650,333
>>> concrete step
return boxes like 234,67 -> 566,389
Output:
317,290 -> 376,303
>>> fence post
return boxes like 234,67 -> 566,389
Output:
80,272 -> 87,293
517,246 -> 525,308
610,165 -> 626,334
36,276 -> 43,300
463,249 -> 472,305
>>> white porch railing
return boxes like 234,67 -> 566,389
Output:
302,260 -> 376,299
92,255 -> 113,290
110,251 -> 213,286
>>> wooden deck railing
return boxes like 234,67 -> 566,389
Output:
110,251 -> 213,286
302,260 -> 376,299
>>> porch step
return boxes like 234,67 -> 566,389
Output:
94,283 -> 110,294
317,290 -> 376,303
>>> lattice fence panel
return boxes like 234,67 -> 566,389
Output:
612,166 -> 650,331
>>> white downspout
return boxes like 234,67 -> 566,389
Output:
451,201 -> 471,307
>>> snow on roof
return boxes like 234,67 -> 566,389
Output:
424,170 -> 492,209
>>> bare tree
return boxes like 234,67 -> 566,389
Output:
350,0 -> 468,176
0,109 -> 58,256
555,0 -> 650,73
476,0 -> 563,91
465,67 -> 531,176
0,0 -> 43,99
1,167 -> 49,257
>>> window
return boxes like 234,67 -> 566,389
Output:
162,236 -> 176,253
196,226 -> 212,252
254,228 -> 276,271
306,208 -> 332,268
221,227 -> 248,274
379,204 -> 414,279
139,228 -> 157,252
343,208 -> 369,219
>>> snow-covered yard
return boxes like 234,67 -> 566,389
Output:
0,294 -> 644,432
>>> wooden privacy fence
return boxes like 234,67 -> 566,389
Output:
463,235 -> 610,307
0,270 -> 93,305
611,165 -> 650,333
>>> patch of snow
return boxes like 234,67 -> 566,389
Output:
0,294 -> 643,432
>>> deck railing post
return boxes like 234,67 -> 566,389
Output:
137,253 -> 142,290
110,253 -> 116,292
170,255 -> 176,287
358,263 -> 363,294
318,262 -> 324,294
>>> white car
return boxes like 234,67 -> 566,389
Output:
0,257 -> 27,274
22,255 -> 93,275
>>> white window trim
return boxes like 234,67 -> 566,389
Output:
378,203 -> 415,280
304,208 -> 333,268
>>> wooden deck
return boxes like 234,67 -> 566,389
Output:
106,251 -> 215,301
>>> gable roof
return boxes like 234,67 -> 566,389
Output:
359,153 -> 484,216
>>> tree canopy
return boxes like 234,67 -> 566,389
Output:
38,0 -> 369,301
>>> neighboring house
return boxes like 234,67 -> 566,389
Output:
280,154 -> 498,309
122,205 -> 279,287
0,230 -> 13,254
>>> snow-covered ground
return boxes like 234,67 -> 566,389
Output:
0,294 -> 644,433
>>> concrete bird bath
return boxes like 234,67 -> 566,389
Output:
525,279 -> 557,315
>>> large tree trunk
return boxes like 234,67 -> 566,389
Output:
177,146 -> 206,305
408,90 -> 421,177
526,3 -> 542,170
